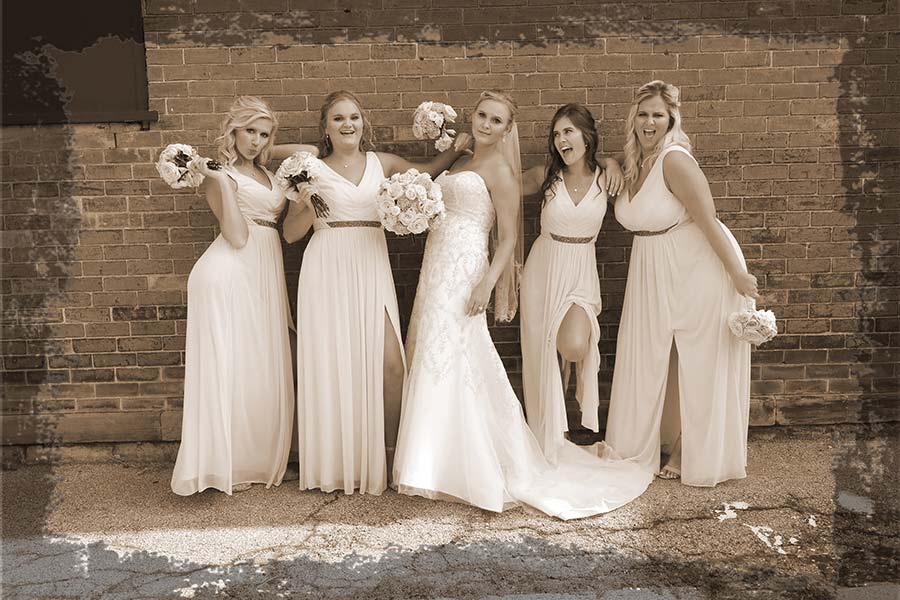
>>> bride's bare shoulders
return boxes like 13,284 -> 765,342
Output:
479,154 -> 515,192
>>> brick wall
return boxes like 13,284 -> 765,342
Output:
2,0 -> 898,448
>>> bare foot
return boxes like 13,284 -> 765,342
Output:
658,464 -> 681,480
232,483 -> 252,493
659,435 -> 681,480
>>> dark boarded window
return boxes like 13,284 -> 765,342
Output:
2,0 -> 157,126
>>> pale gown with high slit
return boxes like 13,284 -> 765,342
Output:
606,144 -> 751,487
394,170 -> 652,519
171,166 -> 294,496
296,151 -> 405,495
521,170 -> 607,462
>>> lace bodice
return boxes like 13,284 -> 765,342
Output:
405,170 -> 496,380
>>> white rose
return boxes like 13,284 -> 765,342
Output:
408,215 -> 429,234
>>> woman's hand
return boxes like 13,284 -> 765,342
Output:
465,277 -> 493,317
295,182 -> 329,218
732,270 -> 761,301
453,132 -> 473,153
601,157 -> 624,197
191,156 -> 224,180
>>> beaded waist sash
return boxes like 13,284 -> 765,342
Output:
631,219 -> 693,237
251,218 -> 278,229
548,233 -> 595,244
326,220 -> 381,228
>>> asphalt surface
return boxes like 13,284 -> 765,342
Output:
2,424 -> 898,599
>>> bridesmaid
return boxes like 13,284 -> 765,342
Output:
171,96 -> 294,495
282,90 -> 469,495
519,103 -> 623,462
605,81 -> 760,486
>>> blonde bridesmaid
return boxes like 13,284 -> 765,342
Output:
171,97 -> 293,495
605,81 -> 760,486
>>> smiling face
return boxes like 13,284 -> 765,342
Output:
633,95 -> 671,152
552,116 -> 589,167
233,117 -> 274,163
324,98 -> 364,151
471,98 -> 512,146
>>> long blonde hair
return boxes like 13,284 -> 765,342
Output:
215,96 -> 278,167
317,90 -> 376,158
623,81 -> 691,185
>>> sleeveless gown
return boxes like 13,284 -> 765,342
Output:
520,170 -> 607,462
606,144 -> 751,487
171,167 -> 294,495
394,170 -> 652,519
296,151 -> 405,495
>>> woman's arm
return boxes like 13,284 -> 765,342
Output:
464,162 -> 520,316
599,156 -> 624,197
522,164 -> 544,197
270,143 -> 320,162
282,185 -> 317,243
198,165 -> 249,249
377,133 -> 473,178
664,152 -> 760,300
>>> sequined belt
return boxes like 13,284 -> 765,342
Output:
250,218 -> 277,229
327,220 -> 382,228
632,222 -> 678,237
549,233 -> 595,244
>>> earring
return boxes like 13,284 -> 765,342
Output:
324,133 -> 332,150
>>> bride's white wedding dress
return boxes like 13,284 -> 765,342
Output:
393,170 -> 653,520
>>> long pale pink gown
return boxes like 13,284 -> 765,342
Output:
521,170 -> 607,462
606,144 -> 751,487
171,167 -> 294,496
295,152 -> 405,495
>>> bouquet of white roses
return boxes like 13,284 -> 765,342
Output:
274,151 -> 329,218
156,143 -> 220,189
728,301 -> 777,346
376,168 -> 444,235
413,101 -> 457,152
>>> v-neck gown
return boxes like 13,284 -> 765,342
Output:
171,166 -> 294,496
296,151 -> 405,496
520,171 -> 608,462
605,144 -> 751,487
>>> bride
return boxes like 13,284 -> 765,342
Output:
393,91 -> 653,519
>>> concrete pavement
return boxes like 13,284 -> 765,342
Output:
2,424 -> 898,599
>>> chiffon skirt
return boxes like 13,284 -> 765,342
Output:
606,221 -> 751,487
171,227 -> 294,496
520,235 -> 603,462
296,227 -> 404,495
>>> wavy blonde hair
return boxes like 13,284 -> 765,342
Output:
215,96 -> 278,167
317,90 -> 376,158
623,80 -> 691,186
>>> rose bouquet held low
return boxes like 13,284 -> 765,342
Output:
412,101 -> 458,152
156,143 -> 220,189
376,168 -> 444,235
274,151 -> 330,218
727,300 -> 777,346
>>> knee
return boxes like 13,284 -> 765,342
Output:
558,330 -> 590,364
